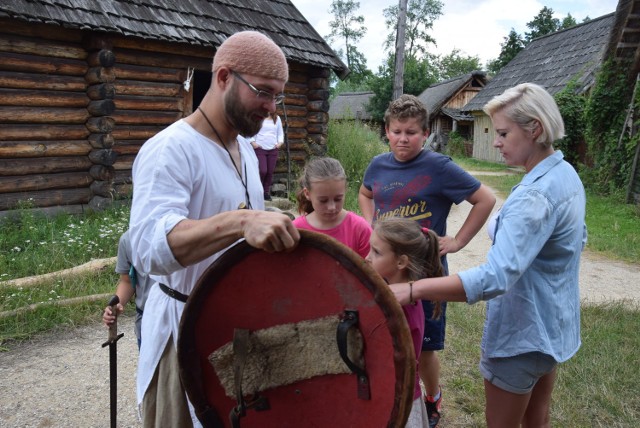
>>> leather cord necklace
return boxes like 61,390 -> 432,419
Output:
197,106 -> 252,209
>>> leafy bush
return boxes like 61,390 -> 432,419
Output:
326,120 -> 387,212
446,131 -> 467,157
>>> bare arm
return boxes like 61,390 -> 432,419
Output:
103,274 -> 135,327
389,275 -> 468,306
358,184 -> 374,225
439,184 -> 496,256
167,209 -> 300,267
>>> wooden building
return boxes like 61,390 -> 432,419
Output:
463,12 -> 615,163
328,91 -> 383,134
0,0 -> 347,215
417,71 -> 487,152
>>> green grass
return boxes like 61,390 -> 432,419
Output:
442,301 -> 640,426
0,204 -> 129,281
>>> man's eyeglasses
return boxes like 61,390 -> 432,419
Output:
231,70 -> 285,105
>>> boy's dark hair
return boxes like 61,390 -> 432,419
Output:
383,94 -> 429,131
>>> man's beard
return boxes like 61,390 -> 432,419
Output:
224,84 -> 264,137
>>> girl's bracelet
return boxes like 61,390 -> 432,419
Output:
409,281 -> 416,305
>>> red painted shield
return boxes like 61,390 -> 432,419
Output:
178,230 -> 415,427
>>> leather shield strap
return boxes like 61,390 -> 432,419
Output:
337,309 -> 371,400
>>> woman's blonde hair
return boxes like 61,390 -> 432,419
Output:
373,217 -> 444,318
483,82 -> 565,147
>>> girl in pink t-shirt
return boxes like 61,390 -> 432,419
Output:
292,157 -> 371,258
366,217 -> 444,428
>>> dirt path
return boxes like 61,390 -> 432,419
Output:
1,189 -> 638,427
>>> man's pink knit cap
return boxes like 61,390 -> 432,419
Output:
212,31 -> 289,82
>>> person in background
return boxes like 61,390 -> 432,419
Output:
293,157 -> 371,258
129,31 -> 300,427
358,94 -> 496,428
102,230 -> 152,349
250,111 -> 285,200
389,83 -> 587,427
366,217 -> 444,428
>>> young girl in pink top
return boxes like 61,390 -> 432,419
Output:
293,157 -> 371,258
366,217 -> 443,428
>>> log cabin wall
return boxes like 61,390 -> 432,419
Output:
0,20 -> 93,213
0,18 -> 332,214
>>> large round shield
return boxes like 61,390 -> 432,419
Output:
178,230 -> 415,427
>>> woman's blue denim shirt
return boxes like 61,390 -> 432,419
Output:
459,151 -> 587,362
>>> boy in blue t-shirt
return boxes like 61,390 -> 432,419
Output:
358,94 -> 495,427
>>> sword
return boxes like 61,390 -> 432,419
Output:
102,295 -> 124,428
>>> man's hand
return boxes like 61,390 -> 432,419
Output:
438,235 -> 461,256
243,210 -> 300,253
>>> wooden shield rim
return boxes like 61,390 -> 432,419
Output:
177,229 -> 415,427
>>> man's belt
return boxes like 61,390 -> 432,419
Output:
159,283 -> 189,303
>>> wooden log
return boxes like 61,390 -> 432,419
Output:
114,80 -> 182,97
87,49 -> 116,68
87,100 -> 115,116
282,94 -> 307,107
88,149 -> 118,166
0,34 -> 87,60
0,52 -> 87,76
0,157 -> 93,176
111,126 -> 164,140
90,180 -> 115,198
111,34 -> 212,59
287,70 -> 307,84
307,123 -> 328,135
113,63 -> 183,83
114,48 -> 212,70
90,165 -> 115,181
86,117 -> 115,133
284,82 -> 308,96
89,195 -> 117,211
281,105 -> 307,118
83,33 -> 114,52
0,293 -> 112,319
307,112 -> 329,124
111,110 -> 182,125
89,134 -> 115,149
286,117 -> 308,129
0,172 -> 93,193
307,100 -> 330,113
0,140 -> 92,158
0,18 -> 82,43
0,124 -> 89,141
114,170 -> 133,184
308,89 -> 330,102
0,70 -> 86,91
85,67 -> 116,84
285,128 -> 308,140
307,134 -> 327,146
113,183 -> 133,198
112,143 -> 142,156
0,88 -> 89,107
87,83 -> 115,100
113,154 -> 136,170
114,96 -> 184,112
308,78 -> 330,90
0,188 -> 92,211
0,106 -> 89,124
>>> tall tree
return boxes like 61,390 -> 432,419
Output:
561,13 -> 578,30
487,29 -> 525,74
435,49 -> 482,80
327,0 -> 367,72
383,0 -> 444,58
524,6 -> 560,42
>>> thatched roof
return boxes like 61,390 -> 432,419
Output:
328,91 -> 375,120
0,0 -> 348,77
464,12 -> 615,112
417,71 -> 487,118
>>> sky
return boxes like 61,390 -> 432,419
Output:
290,0 -> 619,70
